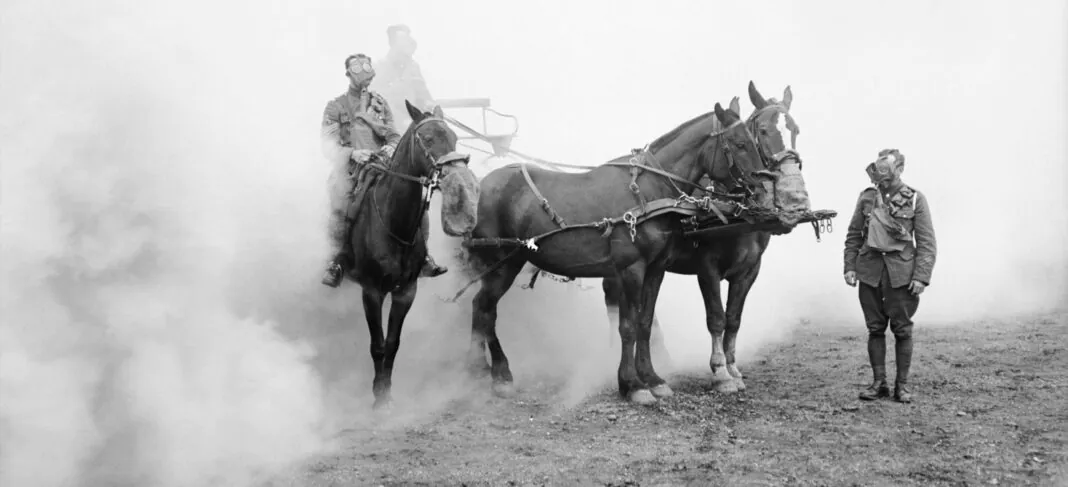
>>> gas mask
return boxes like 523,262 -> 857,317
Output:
865,150 -> 904,185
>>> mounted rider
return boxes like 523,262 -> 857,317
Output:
371,24 -> 435,132
320,53 -> 447,288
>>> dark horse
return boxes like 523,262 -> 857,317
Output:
603,82 -> 809,393
345,101 -> 480,409
462,101 -> 776,405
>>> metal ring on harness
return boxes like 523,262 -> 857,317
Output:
622,211 -> 638,242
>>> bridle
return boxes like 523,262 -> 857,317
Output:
366,116 -> 471,246
604,117 -> 765,208
745,103 -> 802,170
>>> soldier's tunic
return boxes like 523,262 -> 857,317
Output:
370,53 -> 434,132
321,86 -> 401,252
843,181 -> 937,339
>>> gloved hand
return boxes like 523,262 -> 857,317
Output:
351,149 -> 374,164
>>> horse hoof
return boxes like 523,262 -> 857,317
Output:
712,379 -> 738,394
468,365 -> 492,379
628,389 -> 657,405
733,379 -> 747,391
650,384 -> 674,398
372,398 -> 393,412
492,382 -> 516,398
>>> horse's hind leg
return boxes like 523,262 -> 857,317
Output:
602,277 -> 623,353
616,267 -> 656,405
362,288 -> 391,409
470,256 -> 525,397
634,264 -> 672,398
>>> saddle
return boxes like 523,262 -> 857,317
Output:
345,154 -> 386,221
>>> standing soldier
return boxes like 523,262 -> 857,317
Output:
320,53 -> 447,288
372,24 -> 435,132
843,149 -> 937,403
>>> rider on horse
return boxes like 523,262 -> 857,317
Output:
320,53 -> 447,288
371,24 -> 435,132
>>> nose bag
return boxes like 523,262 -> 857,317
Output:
774,162 -> 810,212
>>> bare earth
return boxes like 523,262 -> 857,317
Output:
274,310 -> 1067,486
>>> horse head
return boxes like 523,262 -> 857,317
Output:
403,100 -> 481,236
697,102 -> 772,210
738,81 -> 811,228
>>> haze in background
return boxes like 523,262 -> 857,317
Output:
1,1 -> 1064,486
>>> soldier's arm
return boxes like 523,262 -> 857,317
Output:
842,189 -> 870,274
911,191 -> 937,285
321,100 -> 353,164
376,95 -> 401,159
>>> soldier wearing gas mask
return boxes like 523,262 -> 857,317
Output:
843,149 -> 937,403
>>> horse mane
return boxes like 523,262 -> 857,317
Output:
649,111 -> 717,151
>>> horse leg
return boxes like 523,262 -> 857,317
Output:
471,257 -> 524,397
361,288 -> 391,409
635,263 -> 673,398
616,266 -> 656,405
602,277 -> 623,353
369,279 -> 418,410
649,311 -> 674,372
724,263 -> 762,391
697,264 -> 735,393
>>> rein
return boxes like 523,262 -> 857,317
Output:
361,116 -> 470,247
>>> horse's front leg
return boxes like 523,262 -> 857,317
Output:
634,263 -> 673,398
361,288 -> 390,409
696,258 -> 735,392
370,279 -> 418,411
724,262 -> 762,391
471,257 -> 525,397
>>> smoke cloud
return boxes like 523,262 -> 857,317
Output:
2,1 -> 1066,486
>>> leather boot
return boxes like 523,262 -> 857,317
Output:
420,254 -> 448,277
859,366 -> 890,400
322,216 -> 355,288
859,333 -> 889,400
894,336 -> 913,403
321,260 -> 344,288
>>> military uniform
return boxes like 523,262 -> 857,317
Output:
843,180 -> 937,402
321,85 -> 400,278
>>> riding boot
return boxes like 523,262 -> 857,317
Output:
859,333 -> 889,400
419,211 -> 448,278
894,336 -> 913,403
322,216 -> 355,288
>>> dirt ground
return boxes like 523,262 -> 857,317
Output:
272,310 -> 1067,487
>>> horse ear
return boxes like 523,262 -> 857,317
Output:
714,102 -> 730,125
405,100 -> 424,123
432,105 -> 444,119
729,96 -> 741,116
782,86 -> 793,110
748,80 -> 768,109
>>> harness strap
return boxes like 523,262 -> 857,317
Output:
462,196 -> 716,250
520,163 -> 569,228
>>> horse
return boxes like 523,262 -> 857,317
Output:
460,101 -> 775,405
602,81 -> 810,394
344,101 -> 480,409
